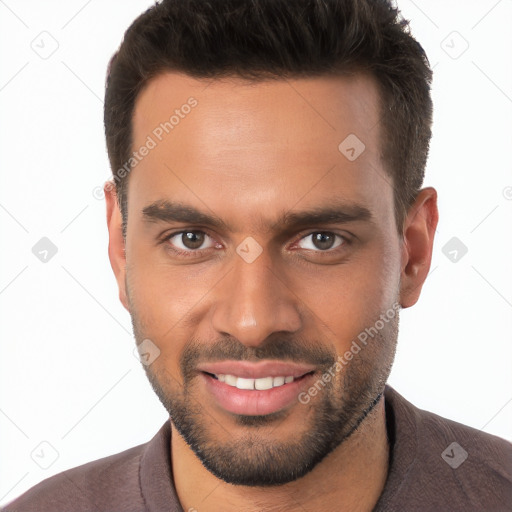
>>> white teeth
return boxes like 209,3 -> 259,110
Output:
236,377 -> 255,390
215,374 -> 296,390
255,376 -> 273,390
225,374 -> 238,386
273,376 -> 285,386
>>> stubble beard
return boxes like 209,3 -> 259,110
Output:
129,305 -> 398,487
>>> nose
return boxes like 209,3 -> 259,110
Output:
210,248 -> 302,347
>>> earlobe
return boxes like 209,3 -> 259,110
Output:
399,187 -> 439,309
104,181 -> 130,312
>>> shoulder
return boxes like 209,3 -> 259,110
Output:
2,442 -> 147,512
381,386 -> 512,511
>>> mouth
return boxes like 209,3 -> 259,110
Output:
203,371 -> 315,390
200,370 -> 317,416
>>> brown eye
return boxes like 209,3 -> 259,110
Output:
312,233 -> 336,250
166,230 -> 215,252
297,232 -> 345,251
181,231 -> 205,249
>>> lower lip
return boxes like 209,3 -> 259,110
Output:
200,372 -> 315,416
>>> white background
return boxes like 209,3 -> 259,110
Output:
1,0 -> 511,506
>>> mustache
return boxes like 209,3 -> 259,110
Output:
180,333 -> 337,380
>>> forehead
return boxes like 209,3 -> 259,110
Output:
133,71 -> 381,152
128,71 -> 393,232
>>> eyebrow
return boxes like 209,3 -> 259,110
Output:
141,199 -> 374,233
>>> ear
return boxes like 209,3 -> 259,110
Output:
104,181 -> 130,312
399,187 -> 439,309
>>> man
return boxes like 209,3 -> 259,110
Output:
4,0 -> 511,510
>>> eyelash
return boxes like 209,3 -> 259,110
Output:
160,230 -> 351,259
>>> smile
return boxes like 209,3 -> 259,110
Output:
201,371 -> 316,415
210,373 -> 297,390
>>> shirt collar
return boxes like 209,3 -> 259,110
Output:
138,384 -> 418,512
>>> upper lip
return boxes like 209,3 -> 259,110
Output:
197,360 -> 316,379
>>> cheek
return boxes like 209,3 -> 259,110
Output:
358,237 -> 401,308
126,227 -> 401,354
126,238 -> 223,352
291,238 -> 401,347
126,261 -> 194,380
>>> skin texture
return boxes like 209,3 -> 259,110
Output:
105,72 -> 438,511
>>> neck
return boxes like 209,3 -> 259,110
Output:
171,394 -> 390,512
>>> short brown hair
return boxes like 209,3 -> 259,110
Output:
104,0 -> 433,237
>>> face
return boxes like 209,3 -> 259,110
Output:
106,71 -> 437,486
